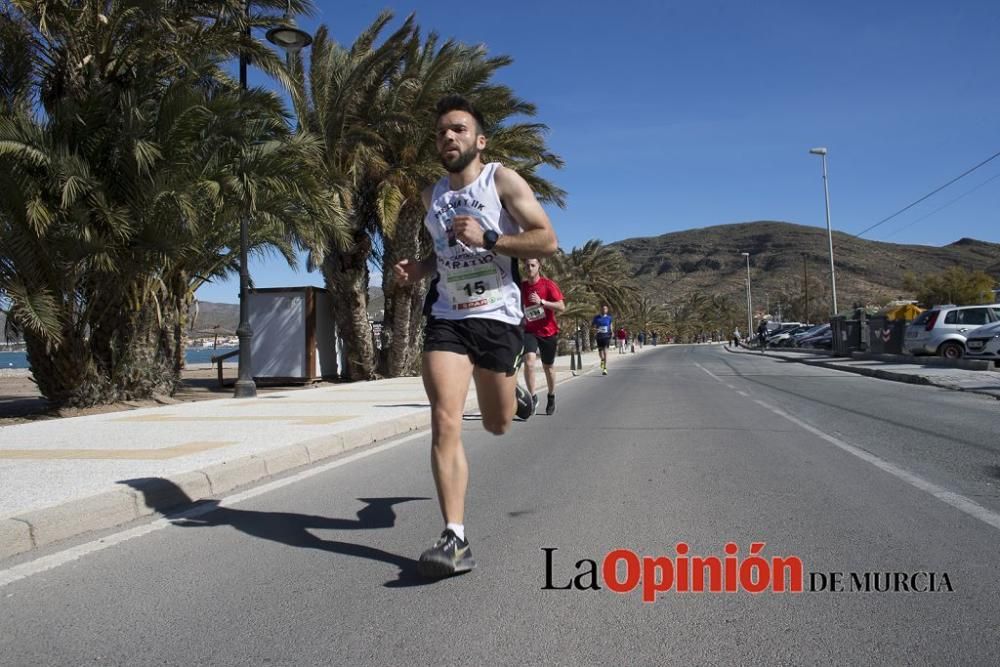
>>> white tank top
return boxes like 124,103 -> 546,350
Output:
424,162 -> 523,325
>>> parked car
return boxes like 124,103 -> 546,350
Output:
904,304 -> 1000,359
768,325 -> 813,347
963,320 -> 1000,367
798,326 -> 833,349
793,324 -> 830,347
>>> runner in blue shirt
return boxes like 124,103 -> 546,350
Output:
592,305 -> 613,375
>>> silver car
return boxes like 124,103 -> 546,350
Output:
963,320 -> 1000,366
903,304 -> 1000,359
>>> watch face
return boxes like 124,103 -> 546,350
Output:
484,231 -> 498,249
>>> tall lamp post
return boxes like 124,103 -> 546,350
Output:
809,147 -> 838,316
801,252 -> 809,323
233,1 -> 313,398
741,252 -> 752,339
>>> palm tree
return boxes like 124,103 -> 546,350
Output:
290,12 -> 416,381
548,240 -> 633,309
620,294 -> 670,339
1,1 -> 339,406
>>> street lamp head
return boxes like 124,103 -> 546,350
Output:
809,147 -> 828,156
740,252 -> 750,257
266,24 -> 313,53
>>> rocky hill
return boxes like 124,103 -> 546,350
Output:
610,221 -> 1000,313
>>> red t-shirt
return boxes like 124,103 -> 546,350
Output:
521,276 -> 563,337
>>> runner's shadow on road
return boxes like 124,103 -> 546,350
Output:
120,478 -> 438,588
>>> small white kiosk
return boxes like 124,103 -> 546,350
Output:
247,286 -> 341,383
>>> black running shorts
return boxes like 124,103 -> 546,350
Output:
595,335 -> 612,350
423,316 -> 524,375
524,333 -> 558,366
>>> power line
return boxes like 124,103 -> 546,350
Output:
883,171 -> 1000,240
855,149 -> 1000,238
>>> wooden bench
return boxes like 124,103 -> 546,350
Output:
210,349 -> 240,387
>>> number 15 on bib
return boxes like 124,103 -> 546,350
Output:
446,265 -> 502,311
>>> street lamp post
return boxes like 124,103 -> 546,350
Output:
741,252 -> 752,340
802,252 -> 809,323
809,147 -> 838,316
233,1 -> 312,398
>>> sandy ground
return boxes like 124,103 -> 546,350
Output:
0,364 -> 341,426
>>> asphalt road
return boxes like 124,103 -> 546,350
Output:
2,345 -> 999,665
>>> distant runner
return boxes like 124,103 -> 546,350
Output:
393,95 -> 558,578
521,258 -> 565,415
592,305 -> 613,375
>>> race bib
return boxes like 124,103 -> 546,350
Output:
597,325 -> 610,334
525,303 -> 545,321
446,264 -> 502,311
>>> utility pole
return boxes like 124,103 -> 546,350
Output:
802,253 -> 809,323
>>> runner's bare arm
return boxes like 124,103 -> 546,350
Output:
544,298 -> 566,314
530,291 -> 566,313
493,166 -> 558,258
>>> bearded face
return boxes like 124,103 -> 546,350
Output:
440,143 -> 480,173
436,110 -> 486,174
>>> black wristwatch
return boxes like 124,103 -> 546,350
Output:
482,230 -> 500,251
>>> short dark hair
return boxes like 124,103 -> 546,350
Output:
436,94 -> 486,136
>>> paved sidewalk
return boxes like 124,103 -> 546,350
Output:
724,344 -> 1000,400
0,345 -> 647,560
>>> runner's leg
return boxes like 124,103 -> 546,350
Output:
543,364 -> 556,395
523,351 -> 538,397
422,350 -> 475,525
474,367 -> 518,435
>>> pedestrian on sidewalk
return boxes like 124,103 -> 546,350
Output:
732,327 -> 741,348
393,94 -> 558,578
757,318 -> 769,350
521,258 -> 565,415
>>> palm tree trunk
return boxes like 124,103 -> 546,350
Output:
25,293 -> 179,408
380,207 -> 428,377
87,292 -> 179,401
323,235 -> 376,381
24,327 -> 101,407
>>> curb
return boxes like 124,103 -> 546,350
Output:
722,344 -> 999,399
1,358 -> 606,562
848,351 -> 992,371
1,408 -> 437,561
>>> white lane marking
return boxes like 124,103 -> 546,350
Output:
737,391 -> 749,397
696,361 -> 1000,532
751,399 -> 1000,531
0,431 -> 430,588
696,362 -> 737,391
696,363 -> 724,383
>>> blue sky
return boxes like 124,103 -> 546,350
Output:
196,0 -> 1000,303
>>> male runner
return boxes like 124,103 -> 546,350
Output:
592,305 -> 613,375
393,95 -> 558,578
521,258 -> 565,415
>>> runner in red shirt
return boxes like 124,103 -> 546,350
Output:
521,258 -> 565,415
